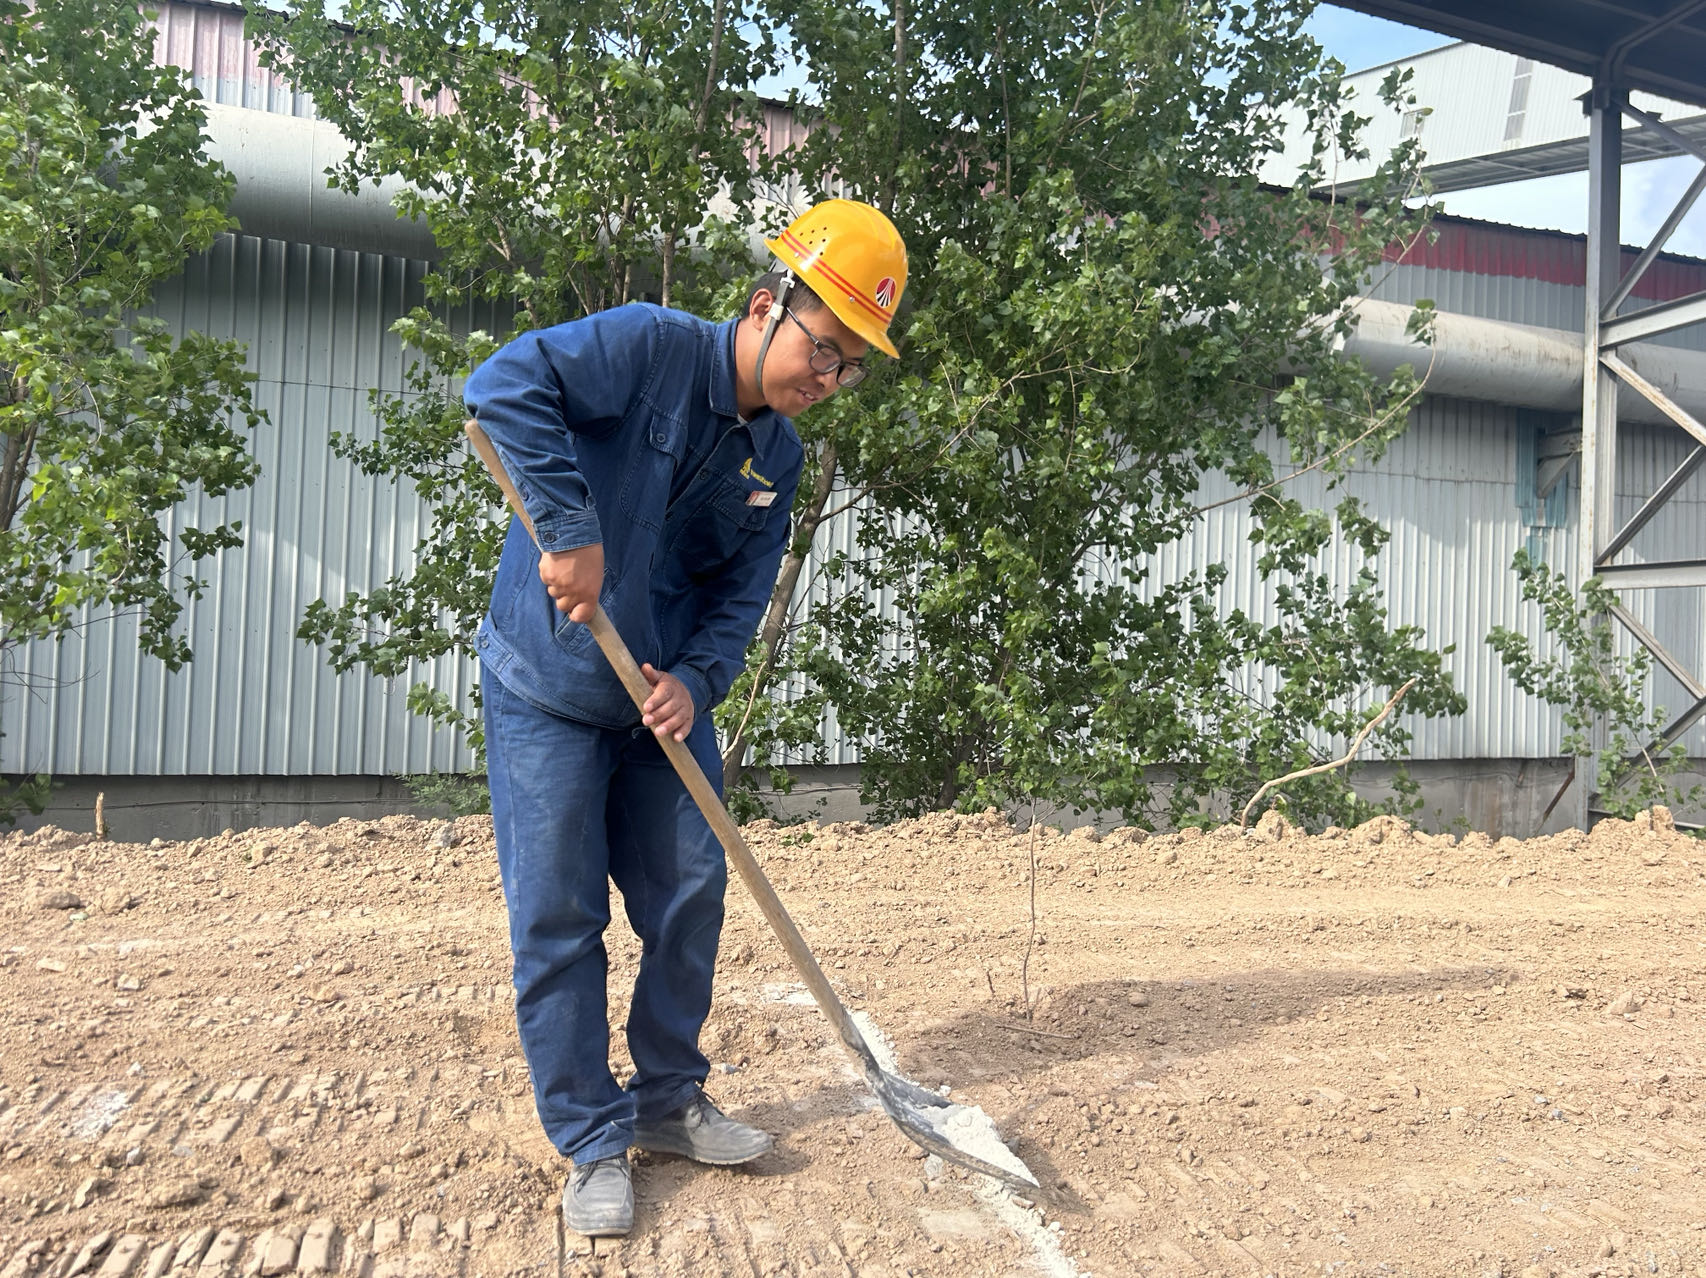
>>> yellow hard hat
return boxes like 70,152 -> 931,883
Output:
765,199 -> 907,358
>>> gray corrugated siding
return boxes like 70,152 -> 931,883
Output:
0,234 -> 507,777
1368,261 -> 1706,353
778,397 -> 1705,766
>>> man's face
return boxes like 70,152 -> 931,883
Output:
754,294 -> 870,418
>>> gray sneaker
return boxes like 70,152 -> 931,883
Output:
561,1155 -> 633,1237
634,1091 -> 774,1166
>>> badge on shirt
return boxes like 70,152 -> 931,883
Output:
746,490 -> 778,507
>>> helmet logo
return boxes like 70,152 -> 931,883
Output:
874,276 -> 897,310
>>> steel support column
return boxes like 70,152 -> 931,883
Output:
1571,81 -> 1706,826
1574,85 -> 1622,830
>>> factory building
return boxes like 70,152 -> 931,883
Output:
4,0 -> 1702,838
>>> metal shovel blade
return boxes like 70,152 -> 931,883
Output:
860,1054 -> 1040,1188
465,421 -> 1038,1190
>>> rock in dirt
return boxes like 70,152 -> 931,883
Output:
1633,806 -> 1675,834
38,889 -> 83,910
239,1137 -> 279,1170
73,1176 -> 107,1208
1252,809 -> 1298,841
147,1179 -> 206,1209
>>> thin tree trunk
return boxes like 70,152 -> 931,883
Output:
0,430 -> 26,534
695,0 -> 727,132
722,441 -> 839,791
617,192 -> 636,307
660,230 -> 676,308
934,732 -> 974,810
0,371 -> 34,534
657,0 -> 724,314
880,0 -> 908,215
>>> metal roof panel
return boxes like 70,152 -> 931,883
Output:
1334,0 -> 1706,108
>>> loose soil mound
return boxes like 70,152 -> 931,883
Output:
0,808 -> 1702,1277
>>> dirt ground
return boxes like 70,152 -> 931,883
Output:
1,805 -> 1703,1278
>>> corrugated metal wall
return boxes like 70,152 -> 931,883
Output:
1371,224 -> 1706,352
0,235 -> 507,777
152,0 -> 314,116
779,396 -> 1706,765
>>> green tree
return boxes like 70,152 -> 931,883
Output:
1488,550 -> 1700,823
0,0 -> 262,820
253,0 -> 782,751
262,0 -> 1463,829
720,0 -> 1465,827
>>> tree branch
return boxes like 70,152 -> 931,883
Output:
1193,348 -> 1434,516
1239,677 -> 1417,829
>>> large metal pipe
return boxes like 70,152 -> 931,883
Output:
1341,297 -> 1706,428
197,104 -> 1706,431
203,102 -> 436,259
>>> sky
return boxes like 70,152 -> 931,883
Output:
1304,4 -> 1706,258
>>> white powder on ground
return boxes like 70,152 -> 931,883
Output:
971,1178 -> 1084,1278
848,1011 -> 1038,1186
916,1091 -> 1040,1186
849,1011 -> 1079,1277
69,1088 -> 132,1140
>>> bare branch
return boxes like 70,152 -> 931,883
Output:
1239,677 -> 1417,829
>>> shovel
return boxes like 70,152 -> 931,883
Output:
465,420 -> 1036,1189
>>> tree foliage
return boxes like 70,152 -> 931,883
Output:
726,0 -> 1465,826
0,0 -> 262,820
262,0 -> 1465,828
1488,550 -> 1700,822
253,0 -> 782,749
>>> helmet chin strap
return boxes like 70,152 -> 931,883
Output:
752,271 -> 795,408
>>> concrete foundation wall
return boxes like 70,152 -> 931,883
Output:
756,760 -> 1706,840
10,760 -> 1702,843
5,775 -> 429,844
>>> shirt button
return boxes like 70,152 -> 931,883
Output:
653,432 -> 666,444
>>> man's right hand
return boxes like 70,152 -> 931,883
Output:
540,543 -> 604,622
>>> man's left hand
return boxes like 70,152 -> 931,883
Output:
639,664 -> 694,742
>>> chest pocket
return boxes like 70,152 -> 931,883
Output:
619,417 -> 684,532
663,478 -> 769,584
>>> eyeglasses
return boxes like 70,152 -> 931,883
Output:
782,306 -> 870,388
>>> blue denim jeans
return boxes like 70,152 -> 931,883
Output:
482,663 -> 727,1164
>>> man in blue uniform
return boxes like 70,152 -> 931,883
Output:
464,200 -> 908,1237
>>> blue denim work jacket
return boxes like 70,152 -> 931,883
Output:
467,303 -> 803,729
